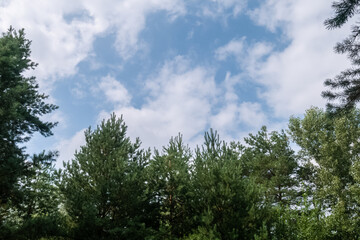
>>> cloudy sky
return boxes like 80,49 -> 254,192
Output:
0,0 -> 352,166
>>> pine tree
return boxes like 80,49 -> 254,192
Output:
147,134 -> 193,239
239,127 -> 300,239
190,130 -> 264,240
322,1 -> 360,112
59,114 -> 152,239
0,27 -> 57,230
242,126 -> 298,206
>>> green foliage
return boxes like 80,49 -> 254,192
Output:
324,0 -> 360,29
323,1 -> 360,112
191,129 -> 265,240
59,114 -> 152,239
183,225 -> 220,240
147,134 -> 193,239
1,155 -> 68,240
272,195 -> 327,240
243,126 -> 298,206
0,27 -> 58,238
289,107 -> 360,239
6,106 -> 360,239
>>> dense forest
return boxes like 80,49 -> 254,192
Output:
2,1 -> 360,239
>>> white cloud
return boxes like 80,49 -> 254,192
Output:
248,0 -> 292,33
248,0 -> 330,34
246,0 -> 352,117
62,58 -> 270,155
201,0 -> 247,18
210,72 -> 268,140
98,56 -> 218,150
238,102 -> 267,128
210,101 -> 268,143
0,0 -> 250,90
99,75 -> 131,106
87,0 -> 185,60
0,0 -> 185,88
244,42 -> 274,76
215,38 -> 245,61
0,1 -> 99,91
215,39 -> 274,73
55,129 -> 86,168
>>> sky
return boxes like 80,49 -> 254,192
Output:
0,0 -> 353,167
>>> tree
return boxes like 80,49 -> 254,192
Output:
147,135 -> 193,239
288,107 -> 360,239
59,114 -> 153,240
0,27 -> 57,228
190,130 -> 264,240
6,153 -> 68,240
238,127 -> 301,239
322,1 -> 360,112
242,126 -> 298,206
324,0 -> 360,29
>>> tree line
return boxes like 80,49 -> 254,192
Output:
2,1 -> 360,239
3,101 -> 360,239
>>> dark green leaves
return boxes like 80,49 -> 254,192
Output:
0,27 -> 58,237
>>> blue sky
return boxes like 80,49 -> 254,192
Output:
0,0 -> 352,167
